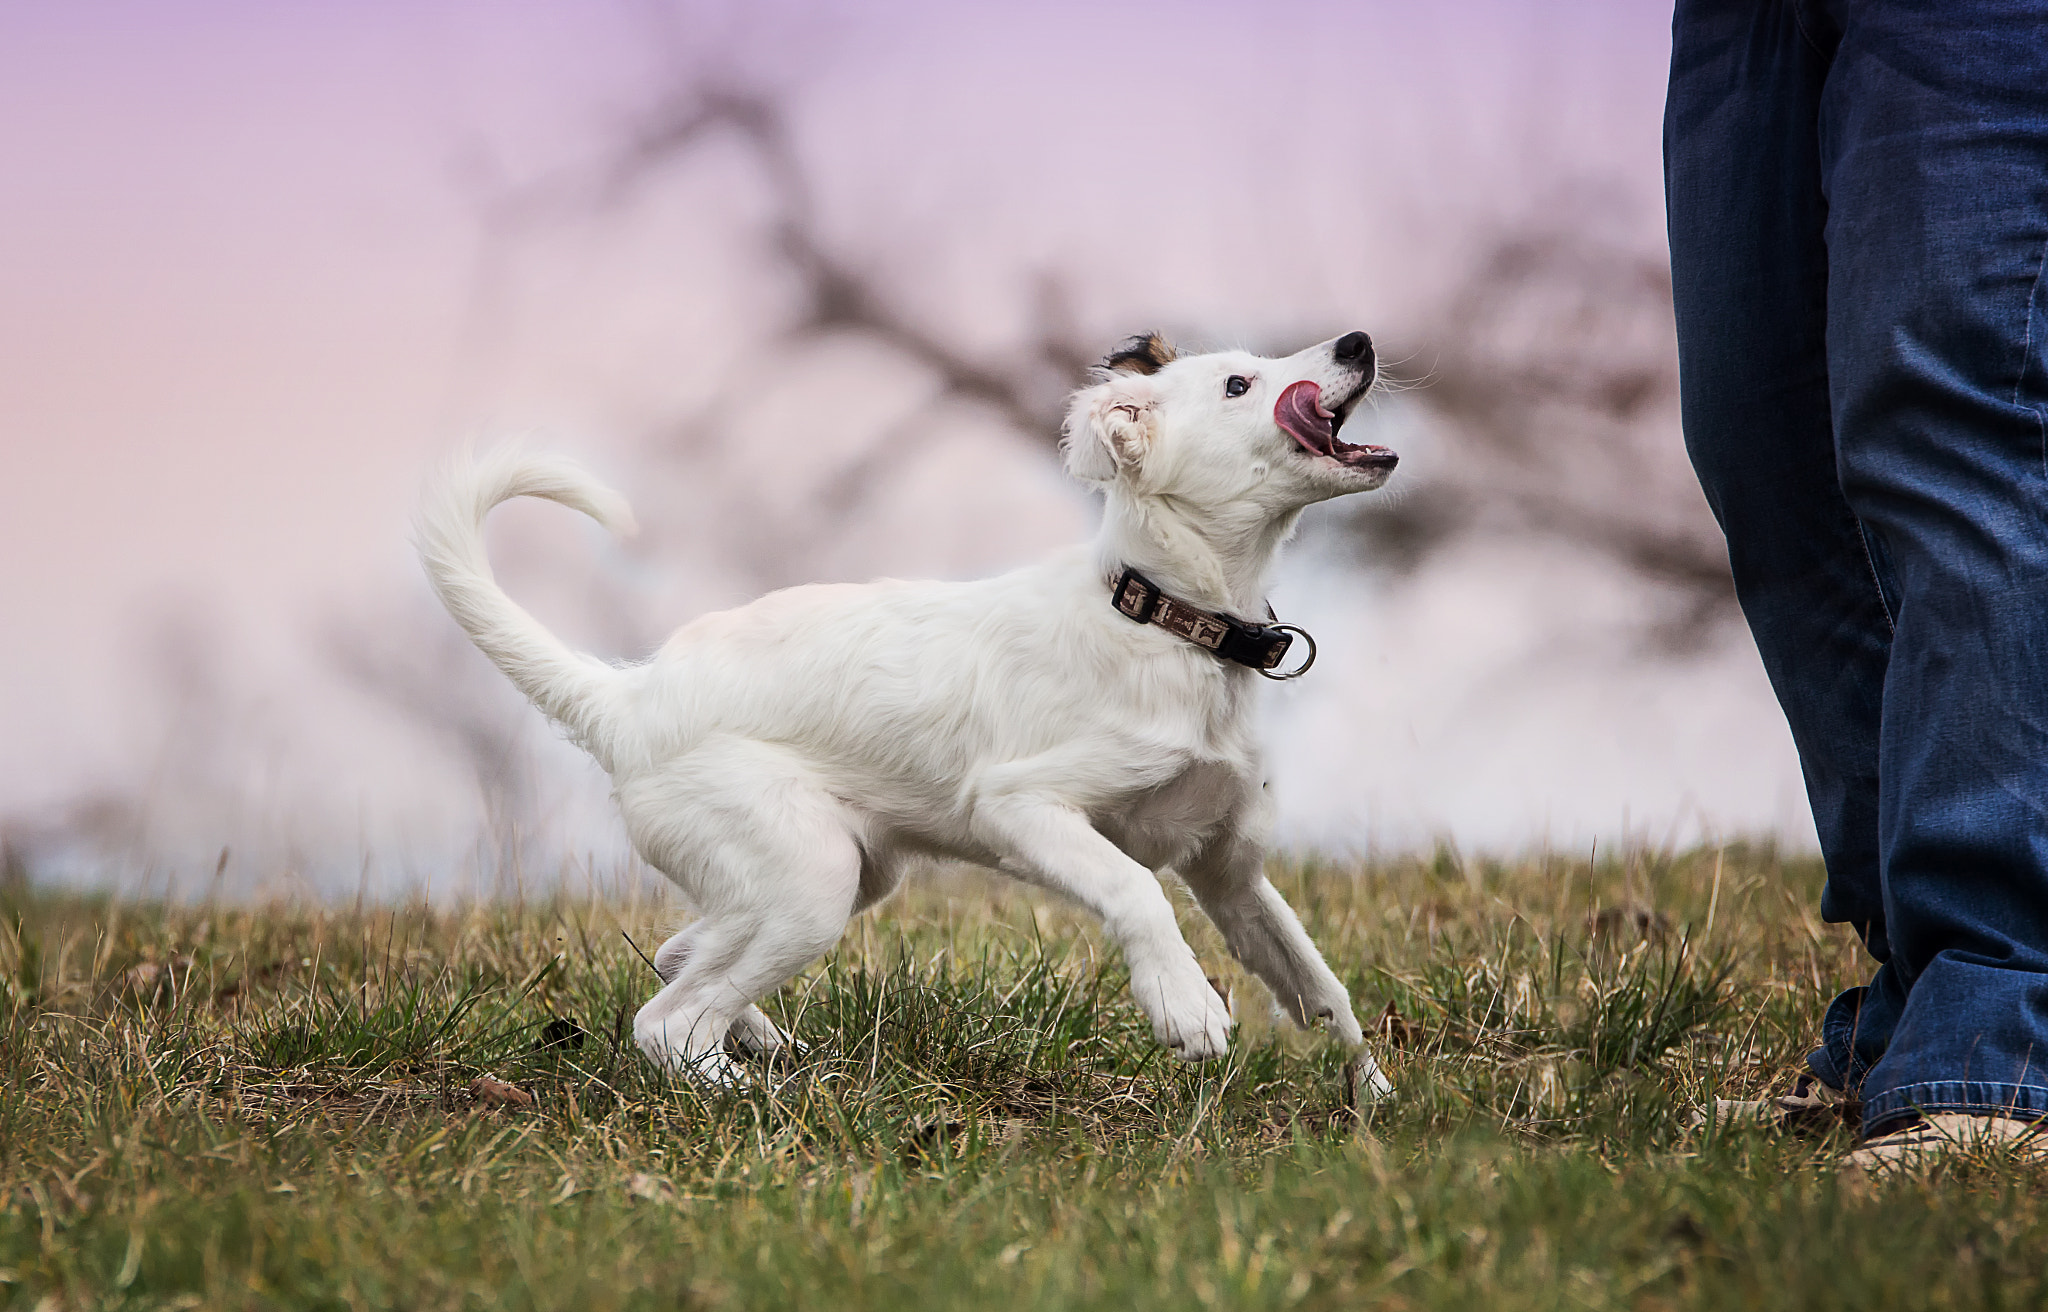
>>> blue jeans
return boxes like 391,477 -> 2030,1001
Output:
1666,0 -> 2048,1136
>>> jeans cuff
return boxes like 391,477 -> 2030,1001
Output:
1805,1043 -> 1851,1092
1858,1080 -> 2048,1138
1808,989 -> 1871,1092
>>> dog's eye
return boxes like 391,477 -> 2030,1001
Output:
1224,375 -> 1251,398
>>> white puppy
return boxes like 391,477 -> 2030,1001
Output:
418,330 -> 1397,1091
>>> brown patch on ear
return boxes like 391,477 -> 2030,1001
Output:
1103,332 -> 1178,376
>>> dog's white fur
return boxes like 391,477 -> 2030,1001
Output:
418,335 -> 1394,1091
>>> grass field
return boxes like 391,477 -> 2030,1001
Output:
4,845 -> 2045,1310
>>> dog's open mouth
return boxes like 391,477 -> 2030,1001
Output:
1274,380 -> 1397,470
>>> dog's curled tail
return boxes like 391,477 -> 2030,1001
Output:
415,447 -> 638,766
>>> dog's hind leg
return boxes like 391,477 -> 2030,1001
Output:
651,928 -> 693,982
625,749 -> 861,1085
635,905 -> 847,1084
726,1006 -> 796,1060
1180,829 -> 1393,1098
633,858 -> 856,1083
651,927 -> 797,1062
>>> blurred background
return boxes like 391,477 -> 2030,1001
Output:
0,0 -> 1814,900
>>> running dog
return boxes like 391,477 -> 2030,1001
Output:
418,330 -> 1397,1091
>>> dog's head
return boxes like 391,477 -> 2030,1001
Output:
1060,332 -> 1394,512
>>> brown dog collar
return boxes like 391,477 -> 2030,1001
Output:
1109,567 -> 1317,680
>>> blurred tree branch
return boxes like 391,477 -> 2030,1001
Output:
1360,224 -> 1737,644
521,78 -> 1735,636
459,78 -> 1107,605
489,81 -> 1091,461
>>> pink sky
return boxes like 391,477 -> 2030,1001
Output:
0,2 -> 1805,882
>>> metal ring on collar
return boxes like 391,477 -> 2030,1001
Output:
1257,624 -> 1318,680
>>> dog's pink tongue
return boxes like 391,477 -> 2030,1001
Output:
1275,380 -> 1334,454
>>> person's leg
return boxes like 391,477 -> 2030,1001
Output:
1665,0 -> 1901,1090
1817,0 -> 2048,1135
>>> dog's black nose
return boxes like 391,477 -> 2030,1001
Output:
1333,331 -> 1373,365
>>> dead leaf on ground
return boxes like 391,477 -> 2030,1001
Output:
1588,904 -> 1672,942
116,955 -> 195,996
1377,1001 -> 1420,1048
468,1075 -> 533,1109
627,1172 -> 675,1203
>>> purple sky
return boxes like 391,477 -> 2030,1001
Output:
1,2 -> 1796,881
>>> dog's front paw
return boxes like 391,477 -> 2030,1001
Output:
1136,971 -> 1234,1061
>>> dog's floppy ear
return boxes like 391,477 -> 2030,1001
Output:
1103,332 -> 1177,376
1062,376 -> 1158,484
